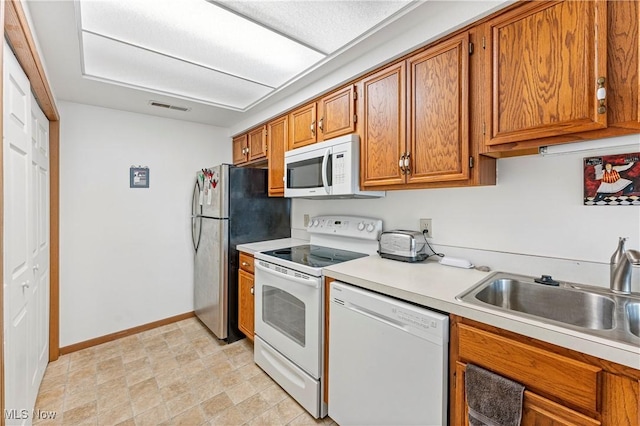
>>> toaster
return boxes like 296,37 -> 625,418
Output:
378,230 -> 428,262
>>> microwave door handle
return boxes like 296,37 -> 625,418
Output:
321,148 -> 331,194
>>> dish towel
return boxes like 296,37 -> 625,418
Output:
465,363 -> 525,426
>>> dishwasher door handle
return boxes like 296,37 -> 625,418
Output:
343,302 -> 407,332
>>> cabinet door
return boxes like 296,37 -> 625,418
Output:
248,125 -> 267,161
232,134 -> 248,165
238,269 -> 254,341
522,392 -> 601,426
607,0 -> 640,130
485,0 -> 607,146
407,33 -> 470,184
360,62 -> 407,187
267,116 -> 288,196
319,85 -> 356,141
289,102 -> 317,150
455,362 -> 600,426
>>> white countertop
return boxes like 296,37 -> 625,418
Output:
323,255 -> 640,369
237,238 -> 308,255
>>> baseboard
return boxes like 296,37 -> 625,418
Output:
59,311 -> 195,355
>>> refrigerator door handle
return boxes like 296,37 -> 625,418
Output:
192,179 -> 203,252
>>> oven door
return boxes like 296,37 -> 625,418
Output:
284,145 -> 332,198
254,259 -> 322,378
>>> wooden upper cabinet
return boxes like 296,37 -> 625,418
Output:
607,0 -> 640,130
318,85 -> 356,141
407,33 -> 470,184
247,125 -> 268,162
360,61 -> 406,187
485,0 -> 607,146
267,115 -> 288,197
289,102 -> 317,150
232,134 -> 248,165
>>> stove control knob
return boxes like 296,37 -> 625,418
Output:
357,222 -> 365,231
366,223 -> 375,232
311,220 -> 319,227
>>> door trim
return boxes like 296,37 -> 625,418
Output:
2,1 -> 61,424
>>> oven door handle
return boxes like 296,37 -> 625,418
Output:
255,262 -> 320,288
321,148 -> 331,195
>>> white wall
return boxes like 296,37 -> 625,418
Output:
292,136 -> 640,290
59,101 -> 230,347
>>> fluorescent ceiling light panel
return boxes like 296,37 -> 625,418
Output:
76,0 -> 417,111
79,0 -> 325,87
82,32 -> 272,109
78,0 -> 325,105
216,1 -> 415,53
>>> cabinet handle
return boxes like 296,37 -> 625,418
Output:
250,287 -> 254,295
21,281 -> 30,289
399,154 -> 406,174
310,121 -> 316,136
33,264 -> 40,272
596,77 -> 606,114
318,118 -> 324,133
404,152 -> 411,175
241,261 -> 249,266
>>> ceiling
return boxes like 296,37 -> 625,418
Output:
26,0 -> 421,127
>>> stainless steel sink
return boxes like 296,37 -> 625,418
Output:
457,272 -> 640,346
627,302 -> 640,338
474,278 -> 615,330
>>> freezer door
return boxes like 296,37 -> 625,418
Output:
194,217 -> 229,339
201,164 -> 229,219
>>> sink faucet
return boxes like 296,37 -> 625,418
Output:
610,237 -> 640,294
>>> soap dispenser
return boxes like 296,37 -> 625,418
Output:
610,237 -> 627,282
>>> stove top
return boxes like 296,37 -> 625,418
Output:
260,244 -> 368,269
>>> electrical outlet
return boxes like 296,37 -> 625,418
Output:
420,218 -> 433,238
304,214 -> 310,227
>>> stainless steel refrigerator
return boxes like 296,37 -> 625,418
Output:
191,164 -> 291,342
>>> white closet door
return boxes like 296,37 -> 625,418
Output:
29,92 -> 50,405
3,41 -> 49,425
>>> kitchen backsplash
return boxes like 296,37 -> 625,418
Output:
291,135 -> 640,292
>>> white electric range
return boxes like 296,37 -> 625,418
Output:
253,215 -> 382,418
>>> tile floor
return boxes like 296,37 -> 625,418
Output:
34,317 -> 336,425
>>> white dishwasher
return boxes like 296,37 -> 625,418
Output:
328,281 -> 448,426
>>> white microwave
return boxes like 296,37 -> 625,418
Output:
284,134 -> 385,199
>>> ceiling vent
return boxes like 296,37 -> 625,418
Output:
148,100 -> 191,112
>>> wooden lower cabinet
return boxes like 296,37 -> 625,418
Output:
454,361 -> 601,426
238,254 -> 255,341
450,316 -> 640,426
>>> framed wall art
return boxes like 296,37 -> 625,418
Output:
584,152 -> 640,205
